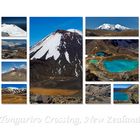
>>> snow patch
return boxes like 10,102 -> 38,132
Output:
58,60 -> 61,64
67,29 -> 82,36
65,51 -> 70,63
96,23 -> 130,31
75,64 -> 78,77
58,68 -> 61,75
2,24 -> 26,37
31,33 -> 62,60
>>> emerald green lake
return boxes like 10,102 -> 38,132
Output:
90,59 -> 98,64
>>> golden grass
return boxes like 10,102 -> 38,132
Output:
2,94 -> 26,104
30,87 -> 79,96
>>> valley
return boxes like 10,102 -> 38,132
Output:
2,39 -> 27,59
2,85 -> 27,104
2,47 -> 26,59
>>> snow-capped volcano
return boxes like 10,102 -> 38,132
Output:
30,29 -> 82,61
2,23 -> 26,37
96,23 -> 130,31
30,29 -> 82,78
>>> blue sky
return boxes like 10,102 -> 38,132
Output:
86,17 -> 139,29
2,62 -> 26,73
2,17 -> 26,24
2,84 -> 27,89
30,17 -> 82,46
114,84 -> 133,89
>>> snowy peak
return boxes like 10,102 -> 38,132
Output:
67,29 -> 82,36
114,24 -> 130,30
97,23 -> 114,30
30,29 -> 82,78
96,23 -> 130,31
2,23 -> 26,37
7,87 -> 19,90
53,29 -> 82,36
30,29 -> 82,62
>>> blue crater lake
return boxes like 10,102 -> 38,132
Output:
114,91 -> 129,101
103,59 -> 138,73
95,52 -> 105,56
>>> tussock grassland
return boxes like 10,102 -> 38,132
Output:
2,94 -> 26,104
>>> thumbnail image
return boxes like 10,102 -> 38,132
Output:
2,62 -> 27,81
2,84 -> 27,104
86,17 -> 139,36
2,39 -> 26,59
1,17 -> 27,37
30,17 -> 83,104
86,84 -> 111,104
86,39 -> 138,81
114,84 -> 139,104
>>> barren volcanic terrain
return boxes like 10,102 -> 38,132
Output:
86,84 -> 111,104
86,40 -> 138,81
86,29 -> 138,37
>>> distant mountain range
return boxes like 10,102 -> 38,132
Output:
2,87 -> 26,94
2,40 -> 26,48
2,44 -> 26,50
95,23 -> 130,31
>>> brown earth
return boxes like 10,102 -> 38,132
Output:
2,94 -> 26,104
86,29 -> 138,37
30,88 -> 80,96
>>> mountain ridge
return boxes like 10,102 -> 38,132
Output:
95,23 -> 130,31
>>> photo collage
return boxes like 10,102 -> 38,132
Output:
0,17 -> 139,104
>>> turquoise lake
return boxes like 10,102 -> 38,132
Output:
114,91 -> 129,101
95,52 -> 105,56
103,59 -> 138,73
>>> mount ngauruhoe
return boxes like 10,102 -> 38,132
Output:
30,29 -> 82,89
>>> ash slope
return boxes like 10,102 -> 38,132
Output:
2,68 -> 27,81
86,84 -> 111,104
